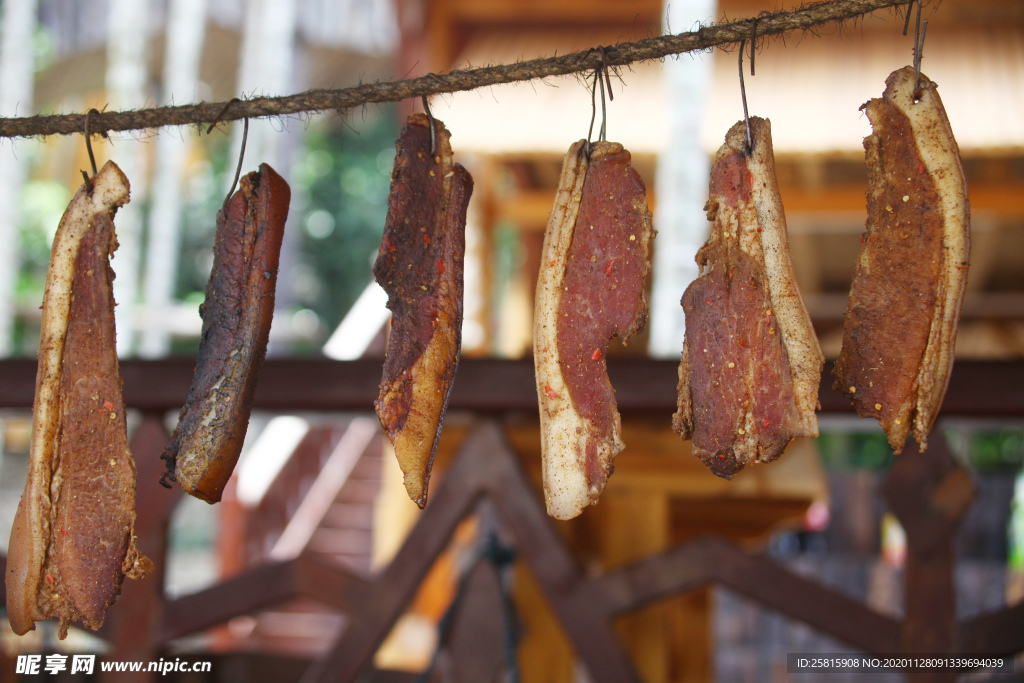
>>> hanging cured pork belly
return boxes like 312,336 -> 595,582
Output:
374,113 -> 474,508
674,117 -> 823,479
833,66 -> 970,453
161,164 -> 290,503
7,162 -> 152,638
535,140 -> 654,520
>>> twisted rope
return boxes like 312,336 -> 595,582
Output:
0,0 -> 908,139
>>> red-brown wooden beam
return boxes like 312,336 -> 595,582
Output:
593,535 -> 902,655
160,553 -> 369,644
302,422 -> 643,683
882,437 -> 971,683
0,359 -> 1023,417
960,601 -> 1024,657
479,422 -> 644,683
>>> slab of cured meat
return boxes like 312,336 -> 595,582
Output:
161,164 -> 290,503
833,66 -> 970,453
534,140 -> 654,520
7,161 -> 151,638
374,113 -> 473,507
674,117 -> 823,479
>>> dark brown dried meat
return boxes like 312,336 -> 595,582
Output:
161,163 -> 290,503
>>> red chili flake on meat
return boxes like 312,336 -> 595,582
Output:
548,260 -> 556,267
45,573 -> 54,584
103,400 -> 114,411
423,234 -> 431,245
591,349 -> 602,361
756,226 -> 763,233
60,527 -> 68,537
717,453 -> 726,459
544,385 -> 558,400
437,259 -> 444,275
604,259 -> 616,276
737,337 -> 747,348
705,299 -> 713,306
763,417 -> 770,429
917,162 -> 926,174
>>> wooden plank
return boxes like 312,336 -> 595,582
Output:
295,554 -> 371,614
269,417 -> 378,560
959,601 -> 1024,656
0,359 -> 1024,417
777,182 -> 1024,218
594,535 -> 903,655
161,558 -> 304,642
160,554 -> 366,643
805,291 -> 1024,324
594,536 -> 719,615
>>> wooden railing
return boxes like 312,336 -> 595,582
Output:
1,359 -> 1022,683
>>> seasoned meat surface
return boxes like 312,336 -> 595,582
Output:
375,113 -> 473,507
674,117 -> 823,478
834,67 -> 970,453
7,162 -> 150,638
535,140 -> 654,519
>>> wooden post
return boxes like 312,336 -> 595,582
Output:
881,432 -> 974,683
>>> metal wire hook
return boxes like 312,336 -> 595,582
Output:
81,108 -> 101,189
421,94 -> 437,159
738,40 -> 753,154
749,18 -> 758,76
586,70 -> 598,159
598,46 -> 614,103
585,50 -> 613,159
226,118 -> 249,205
203,96 -> 245,202
911,0 -> 928,100
209,98 -> 248,207
207,97 -> 241,134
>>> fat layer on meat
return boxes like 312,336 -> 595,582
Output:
834,67 -> 970,452
674,117 -> 823,478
